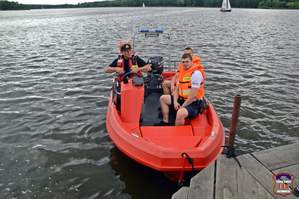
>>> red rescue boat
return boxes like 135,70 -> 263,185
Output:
106,69 -> 225,181
106,27 -> 224,181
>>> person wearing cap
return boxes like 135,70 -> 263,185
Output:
105,43 -> 151,75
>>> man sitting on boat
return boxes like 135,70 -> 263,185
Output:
162,47 -> 202,95
159,53 -> 205,126
105,43 -> 151,75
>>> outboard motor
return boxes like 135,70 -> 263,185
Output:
144,56 -> 164,95
147,56 -> 164,74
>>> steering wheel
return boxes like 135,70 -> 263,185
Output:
119,71 -> 143,83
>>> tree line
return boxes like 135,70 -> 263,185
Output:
1,0 -> 298,10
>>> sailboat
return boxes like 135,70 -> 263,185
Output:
142,2 -> 145,8
220,0 -> 232,12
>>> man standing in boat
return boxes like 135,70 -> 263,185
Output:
105,43 -> 151,75
162,47 -> 203,95
159,53 -> 205,126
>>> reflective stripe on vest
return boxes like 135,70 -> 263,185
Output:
178,65 -> 205,100
117,56 -> 138,69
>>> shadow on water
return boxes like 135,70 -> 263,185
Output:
109,147 -> 179,199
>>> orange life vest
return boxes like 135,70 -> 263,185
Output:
177,55 -> 205,79
178,64 -> 205,100
116,55 -> 142,77
117,55 -> 138,69
192,54 -> 201,66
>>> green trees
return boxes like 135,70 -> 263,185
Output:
0,0 -> 28,10
287,1 -> 299,8
78,0 -> 298,8
1,0 -> 299,10
258,0 -> 299,8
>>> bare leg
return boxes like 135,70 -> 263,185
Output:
175,108 -> 188,126
162,80 -> 171,95
160,95 -> 172,123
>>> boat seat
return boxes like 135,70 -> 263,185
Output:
141,126 -> 201,149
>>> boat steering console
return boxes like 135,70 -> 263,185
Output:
119,71 -> 144,86
144,56 -> 164,95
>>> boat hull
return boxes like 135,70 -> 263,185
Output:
220,9 -> 232,12
106,88 -> 225,180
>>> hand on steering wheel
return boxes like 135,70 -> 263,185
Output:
118,70 -> 142,83
131,67 -> 140,74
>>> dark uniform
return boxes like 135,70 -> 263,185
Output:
109,56 -> 147,74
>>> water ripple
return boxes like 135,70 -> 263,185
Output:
0,7 -> 298,199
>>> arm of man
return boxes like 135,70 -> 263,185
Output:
173,86 -> 180,110
135,56 -> 151,72
182,70 -> 203,107
170,73 -> 178,93
105,58 -> 124,74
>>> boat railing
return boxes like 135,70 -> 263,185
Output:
164,60 -> 180,72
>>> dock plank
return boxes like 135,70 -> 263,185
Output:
172,187 -> 189,199
237,154 -> 275,196
252,142 -> 299,171
215,156 -> 239,199
188,162 -> 215,199
236,162 -> 275,199
237,153 -> 298,199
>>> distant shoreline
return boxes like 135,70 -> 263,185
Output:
1,7 -> 299,11
1,0 -> 298,11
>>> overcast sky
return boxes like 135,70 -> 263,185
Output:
17,0 -> 92,4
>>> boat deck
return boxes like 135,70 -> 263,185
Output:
141,89 -> 177,126
141,92 -> 163,126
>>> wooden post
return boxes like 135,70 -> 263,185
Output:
227,95 -> 241,158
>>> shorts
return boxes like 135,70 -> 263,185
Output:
171,96 -> 203,119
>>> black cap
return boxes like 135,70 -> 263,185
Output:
120,43 -> 132,52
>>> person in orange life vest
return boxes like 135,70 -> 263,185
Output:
162,47 -> 202,95
159,53 -> 205,126
105,43 -> 151,75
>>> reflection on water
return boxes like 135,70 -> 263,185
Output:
0,7 -> 298,199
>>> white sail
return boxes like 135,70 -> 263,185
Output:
221,0 -> 231,11
142,2 -> 145,8
221,0 -> 226,9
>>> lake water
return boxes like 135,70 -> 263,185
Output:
0,7 -> 298,199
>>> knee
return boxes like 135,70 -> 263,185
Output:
160,95 -> 167,103
176,108 -> 188,119
162,81 -> 170,88
160,94 -> 171,105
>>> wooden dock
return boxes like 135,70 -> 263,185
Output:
172,142 -> 299,199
